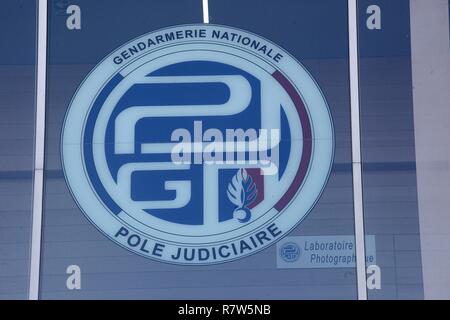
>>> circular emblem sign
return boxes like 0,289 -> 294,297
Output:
62,24 -> 334,265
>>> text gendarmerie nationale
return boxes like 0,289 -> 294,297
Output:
112,27 -> 284,66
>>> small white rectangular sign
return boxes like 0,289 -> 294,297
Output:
276,235 -> 376,269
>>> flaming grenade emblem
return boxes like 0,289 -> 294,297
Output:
227,169 -> 258,223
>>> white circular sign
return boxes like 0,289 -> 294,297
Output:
61,24 -> 334,265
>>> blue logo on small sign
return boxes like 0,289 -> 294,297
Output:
280,242 -> 301,262
61,24 -> 334,265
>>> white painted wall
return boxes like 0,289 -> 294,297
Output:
410,0 -> 450,299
